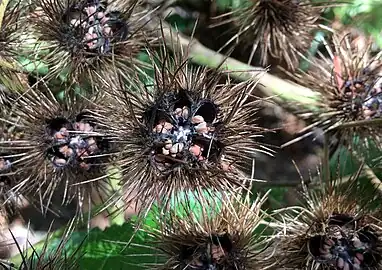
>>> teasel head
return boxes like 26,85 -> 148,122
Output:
214,0 -> 335,70
269,165 -> 382,269
99,35 -> 272,219
0,83 -> 116,215
143,186 -> 271,270
29,0 -> 155,85
281,33 -> 382,154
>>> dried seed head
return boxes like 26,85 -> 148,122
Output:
100,36 -> 271,218
269,168 -> 382,269
215,0 -> 335,70
29,0 -> 155,84
0,1 -> 28,89
0,84 -> 114,213
281,34 -> 382,153
145,190 -> 270,270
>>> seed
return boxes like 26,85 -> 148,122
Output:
70,19 -> 80,27
84,33 -> 93,41
170,143 -> 184,154
87,138 -> 97,153
88,26 -> 94,34
182,106 -> 189,119
0,159 -> 11,171
195,122 -> 208,134
59,145 -> 73,157
103,26 -> 112,36
101,16 -> 109,24
177,142 -> 184,152
53,157 -> 67,167
164,122 -> 173,131
355,252 -> 364,262
171,153 -> 176,158
97,12 -> 105,19
174,108 -> 182,117
170,144 -> 177,154
191,115 -> 204,124
79,162 -> 90,170
189,145 -> 202,157
337,257 -> 344,268
162,148 -> 170,155
86,6 -> 97,16
164,139 -> 173,150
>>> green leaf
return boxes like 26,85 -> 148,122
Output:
44,223 -> 154,270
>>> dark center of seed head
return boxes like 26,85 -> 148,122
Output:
65,0 -> 128,54
340,75 -> 382,120
150,98 -> 221,169
46,116 -> 100,170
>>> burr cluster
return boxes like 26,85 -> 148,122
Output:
69,1 -> 123,53
152,104 -> 217,170
49,117 -> 101,170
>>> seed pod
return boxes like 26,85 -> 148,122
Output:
212,0 -> 340,70
143,188 -> 271,270
97,34 -> 271,220
268,165 -> 382,269
28,0 -> 157,86
0,83 -> 115,214
281,33 -> 382,156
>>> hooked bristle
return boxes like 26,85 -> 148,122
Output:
214,0 -> 335,70
96,33 -> 272,219
268,167 -> 382,269
29,0 -> 155,85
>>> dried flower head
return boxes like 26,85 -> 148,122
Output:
214,0 -> 334,70
281,34 -> 382,154
0,85 -> 115,213
29,0 -> 155,84
269,167 -> 382,269
145,189 -> 270,270
99,37 -> 270,218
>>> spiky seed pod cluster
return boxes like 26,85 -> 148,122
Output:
0,85 -> 115,213
217,0 -> 333,70
98,40 -> 271,218
145,189 -> 270,270
29,0 -> 154,84
269,169 -> 382,269
281,34 -> 382,153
